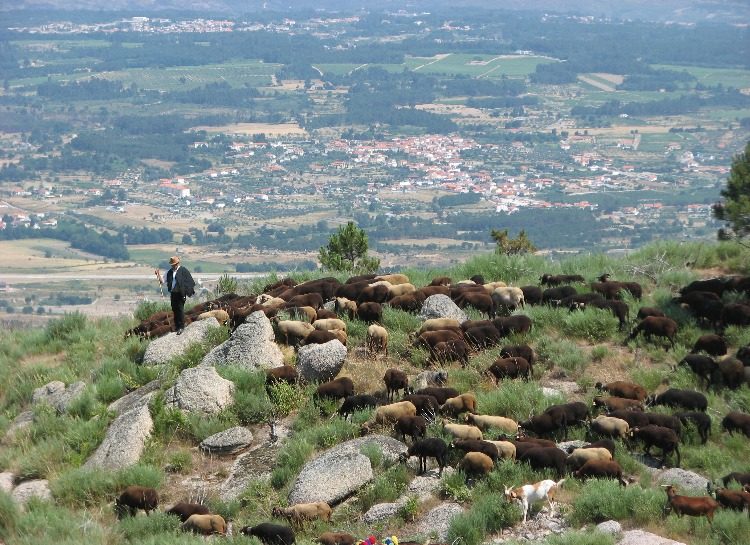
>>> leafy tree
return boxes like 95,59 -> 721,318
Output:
319,221 -> 380,273
714,141 -> 750,240
491,229 -> 537,256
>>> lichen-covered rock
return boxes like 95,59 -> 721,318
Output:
288,435 -> 406,505
200,427 -> 253,454
201,311 -> 283,370
618,530 -> 686,545
164,366 -> 234,415
32,380 -> 86,413
419,295 -> 468,323
0,472 -> 14,493
362,501 -> 403,523
296,340 -> 347,383
85,403 -> 152,470
656,468 -> 708,492
596,520 -> 622,535
405,468 -> 455,500
11,480 -> 52,507
415,503 -> 465,541
108,379 -> 161,416
5,410 -> 34,440
142,318 -> 220,365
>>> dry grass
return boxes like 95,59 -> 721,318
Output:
192,122 -> 307,136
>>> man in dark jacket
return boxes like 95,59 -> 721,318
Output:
164,255 -> 195,334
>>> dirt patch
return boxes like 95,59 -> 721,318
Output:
192,122 -> 307,136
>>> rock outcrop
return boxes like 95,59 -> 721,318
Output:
419,295 -> 468,323
32,380 -> 86,413
164,366 -> 234,415
201,311 -> 283,370
200,427 -> 253,454
85,403 -> 153,470
296,340 -> 347,383
142,318 -> 220,366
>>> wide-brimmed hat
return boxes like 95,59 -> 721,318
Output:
169,256 -> 180,265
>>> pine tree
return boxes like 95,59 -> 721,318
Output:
714,141 -> 750,240
319,221 -> 380,273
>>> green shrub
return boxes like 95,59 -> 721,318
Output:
446,490 -> 519,545
166,449 -> 193,474
51,464 -> 163,508
440,470 -> 472,503
535,335 -> 588,375
476,381 -> 560,422
44,312 -> 87,342
562,309 -> 619,343
134,301 -> 171,322
360,443 -> 384,468
118,512 -> 180,541
266,382 -> 304,418
570,480 -> 664,525
358,465 -> 409,511
0,489 -> 19,540
590,345 -> 609,362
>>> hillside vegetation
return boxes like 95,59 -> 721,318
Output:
1,240 -> 750,545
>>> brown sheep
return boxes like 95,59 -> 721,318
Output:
440,393 -> 477,416
383,368 -> 409,401
457,451 -> 494,477
595,380 -> 647,401
272,502 -> 332,527
318,532 -> 356,545
166,502 -> 210,522
663,485 -> 720,524
115,485 -> 158,518
181,514 -> 227,535
627,316 -> 678,350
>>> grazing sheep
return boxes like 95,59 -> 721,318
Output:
274,320 -> 315,345
440,393 -> 477,416
272,502 -> 332,527
676,411 -> 711,444
115,485 -> 158,519
714,486 -> 750,512
457,451 -> 495,477
442,422 -> 483,441
338,394 -> 378,420
301,329 -> 342,346
519,409 -> 569,440
492,315 -> 533,336
499,344 -> 536,367
417,318 -> 462,335
590,415 -> 630,439
366,324 -> 388,355
593,395 -> 644,412
318,532 -> 356,545
266,365 -> 299,386
356,302 -> 383,323
722,472 -> 750,487
574,460 -> 628,487
284,306 -> 317,324
487,357 -> 531,382
451,439 -> 499,463
361,401 -> 417,434
482,280 -> 508,294
395,415 -> 427,442
637,306 -> 665,320
630,425 -> 681,467
399,437 -> 449,475
565,447 -> 613,470
197,309 -> 230,325
388,283 -> 417,299
517,448 -> 567,477
454,291 -> 496,319
627,316 -> 678,350
713,357 -> 744,390
430,339 -> 470,367
334,297 -> 358,316
648,389 -> 707,412
595,380 -> 647,401
375,273 -> 410,285
463,325 -> 502,350
315,377 -> 354,401
491,286 -> 525,312
415,386 -> 458,405
383,368 -> 409,401
721,411 -> 750,438
465,413 -> 518,434
429,276 -> 452,286
484,440 -> 517,460
691,334 -> 727,357
388,292 -> 426,313
312,318 -> 347,332
401,394 -> 440,420
241,523 -> 296,545
166,502 -> 210,522
520,285 -> 544,306
181,514 -> 227,535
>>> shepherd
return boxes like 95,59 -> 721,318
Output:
157,255 -> 196,335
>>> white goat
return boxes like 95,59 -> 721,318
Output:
504,478 -> 565,523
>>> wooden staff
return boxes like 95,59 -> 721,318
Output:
154,268 -> 165,298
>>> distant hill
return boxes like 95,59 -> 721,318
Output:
4,0 -> 749,23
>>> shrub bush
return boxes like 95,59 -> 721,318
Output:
44,312 -> 87,343
570,480 -> 664,525
0,490 -> 19,540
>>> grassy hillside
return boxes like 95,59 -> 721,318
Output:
1,240 -> 750,545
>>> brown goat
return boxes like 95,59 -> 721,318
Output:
663,485 -> 720,524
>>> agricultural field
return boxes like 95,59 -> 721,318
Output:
651,64 -> 750,90
404,54 -> 556,78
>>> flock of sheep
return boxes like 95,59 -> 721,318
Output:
120,269 -> 750,536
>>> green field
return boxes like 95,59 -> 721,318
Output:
313,63 -> 405,76
652,64 -> 750,89
404,53 -> 556,77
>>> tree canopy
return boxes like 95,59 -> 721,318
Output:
319,222 -> 380,273
491,229 -> 537,256
714,141 -> 750,240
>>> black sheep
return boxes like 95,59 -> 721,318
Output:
115,486 -> 159,519
648,389 -> 707,412
399,437 -> 449,475
630,425 -> 681,467
676,411 -> 711,444
241,523 -> 296,545
338,394 -> 378,420
165,502 -> 210,523
517,447 -> 567,477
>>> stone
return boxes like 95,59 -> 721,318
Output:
415,502 -> 465,541
0,472 -> 14,493
411,370 -> 449,391
108,380 -> 161,416
201,312 -> 283,370
11,480 -> 51,507
362,501 -> 403,523
288,435 -> 406,505
296,340 -> 347,383
542,387 -> 566,400
556,440 -> 586,453
32,380 -> 86,413
200,427 -> 253,454
545,379 -> 581,396
5,411 -> 34,440
656,468 -> 709,492
142,318 -> 220,366
618,530 -> 686,545
596,520 -> 622,535
164,366 -> 234,415
419,295 -> 468,323
85,403 -> 152,470
406,469 -> 454,500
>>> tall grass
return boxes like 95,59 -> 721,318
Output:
569,480 -> 664,525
